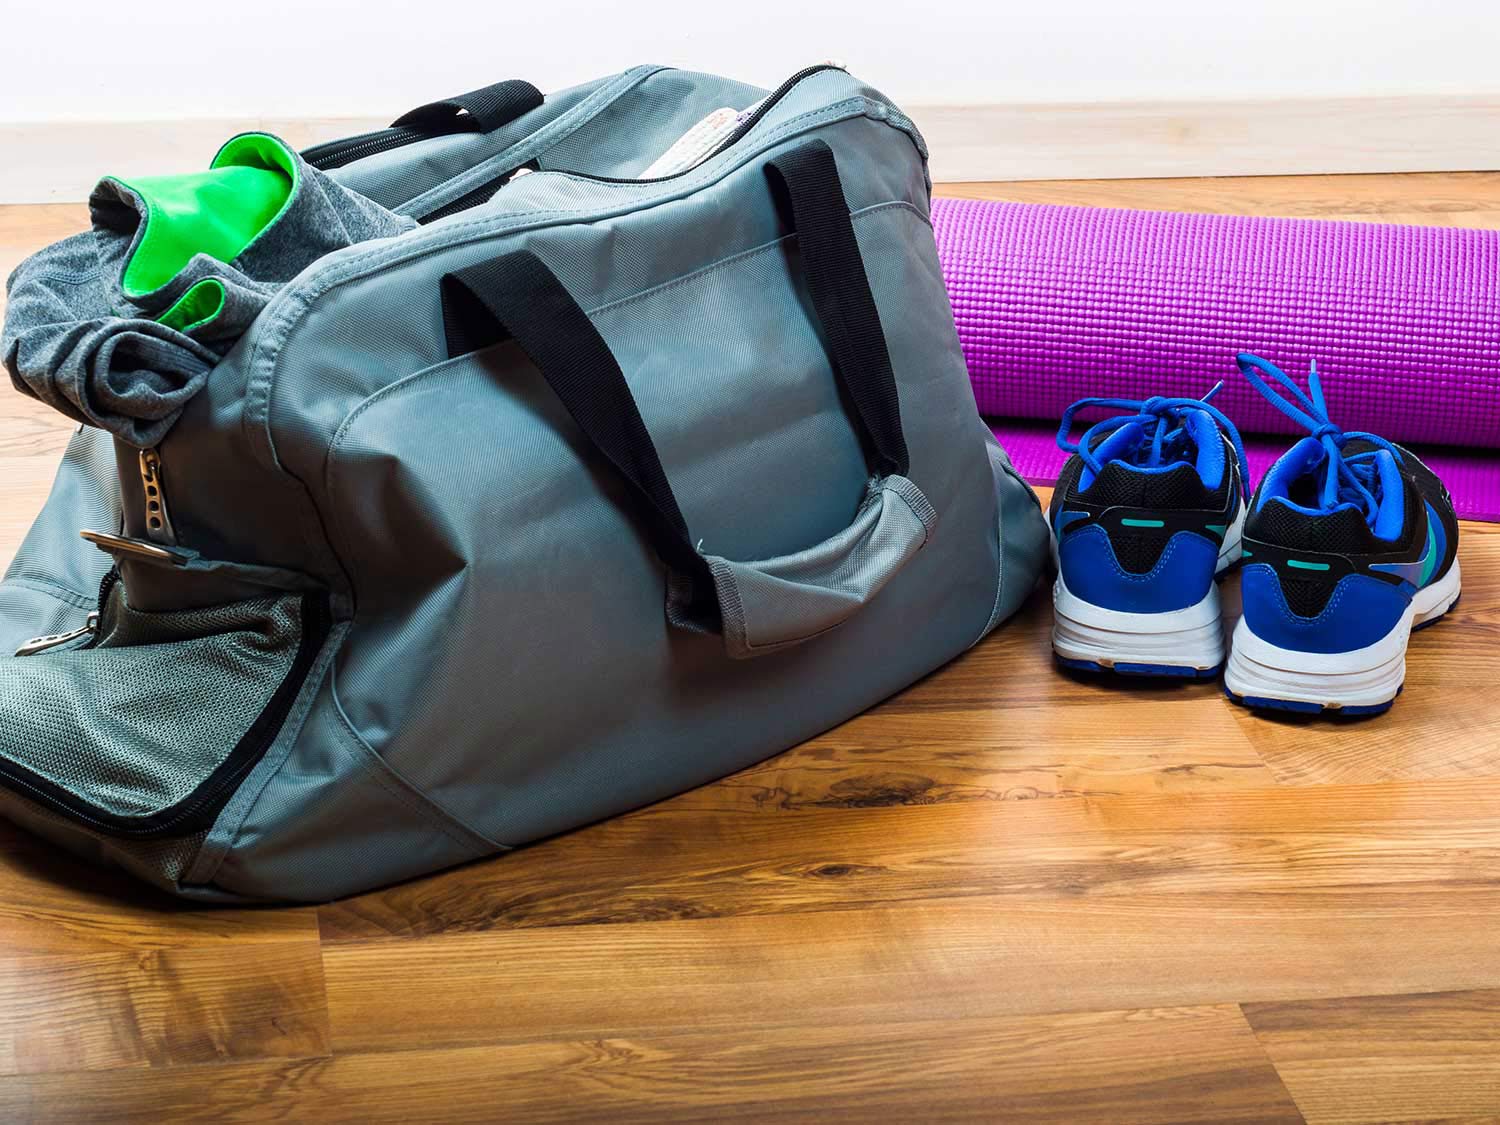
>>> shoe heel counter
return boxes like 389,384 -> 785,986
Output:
1240,564 -> 1410,654
1058,525 -> 1217,613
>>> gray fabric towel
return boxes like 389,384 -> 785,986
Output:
3,133 -> 416,447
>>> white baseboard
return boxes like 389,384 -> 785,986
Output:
1,117 -> 386,204
4,93 -> 1499,203
912,93 -> 1500,183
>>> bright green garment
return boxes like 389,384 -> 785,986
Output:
155,279 -> 226,333
112,134 -> 298,301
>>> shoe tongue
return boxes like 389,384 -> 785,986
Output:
1079,421 -> 1147,489
1181,410 -> 1223,489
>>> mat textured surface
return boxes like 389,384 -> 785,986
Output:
992,421 -> 1500,523
936,196 -> 1500,520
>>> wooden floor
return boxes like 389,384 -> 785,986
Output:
1,174 -> 1499,1123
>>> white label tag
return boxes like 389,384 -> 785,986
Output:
639,99 -> 766,179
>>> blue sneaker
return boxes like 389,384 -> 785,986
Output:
1224,354 -> 1461,715
1050,387 -> 1249,677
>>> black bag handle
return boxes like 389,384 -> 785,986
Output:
439,139 -> 907,631
762,141 -> 908,479
391,79 -> 544,135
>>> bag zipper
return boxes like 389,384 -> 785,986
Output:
139,448 -> 176,545
14,567 -> 118,656
547,63 -> 846,186
0,586 -> 331,839
303,124 -> 448,172
419,162 -> 537,225
417,63 -> 846,221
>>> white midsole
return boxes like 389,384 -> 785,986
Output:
1224,558 -> 1461,707
1052,573 -> 1225,670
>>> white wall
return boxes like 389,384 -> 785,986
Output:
5,0 -> 1500,199
5,0 -> 1500,123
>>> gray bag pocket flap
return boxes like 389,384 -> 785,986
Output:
706,474 -> 936,659
0,576 -> 327,838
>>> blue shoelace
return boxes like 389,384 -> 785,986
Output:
1056,383 -> 1250,499
1235,352 -> 1402,522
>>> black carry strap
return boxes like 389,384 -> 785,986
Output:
439,139 -> 906,631
763,141 -> 908,478
441,253 -> 718,625
392,79 -> 544,135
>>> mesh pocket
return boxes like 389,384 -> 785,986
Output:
0,579 -> 321,835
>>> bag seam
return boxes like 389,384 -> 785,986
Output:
240,95 -> 912,468
0,574 -> 99,610
325,668 -> 509,853
186,618 -> 348,885
395,65 -> 668,217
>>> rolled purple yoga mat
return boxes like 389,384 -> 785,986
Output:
932,196 -> 1500,520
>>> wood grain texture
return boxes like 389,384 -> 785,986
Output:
319,887 -> 1500,1057
0,941 -> 329,1075
319,777 -> 1500,940
1243,990 -> 1500,1124
0,1006 -> 1300,1124
0,173 -> 1497,1121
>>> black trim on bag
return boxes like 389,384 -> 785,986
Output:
303,79 -> 543,171
0,594 -> 332,839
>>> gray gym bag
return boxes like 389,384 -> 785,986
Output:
0,64 -> 1047,902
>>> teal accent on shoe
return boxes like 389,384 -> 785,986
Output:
1120,518 -> 1165,528
1205,523 -> 1227,536
1370,503 -> 1441,588
1419,505 -> 1440,586
1286,559 -> 1330,571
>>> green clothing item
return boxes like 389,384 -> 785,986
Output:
2,133 -> 415,446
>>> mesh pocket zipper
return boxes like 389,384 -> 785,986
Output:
0,586 -> 331,839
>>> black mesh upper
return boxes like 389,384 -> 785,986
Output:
1279,575 -> 1337,618
1244,444 -> 1442,618
1078,461 -> 1220,510
1057,436 -> 1237,576
1245,501 -> 1380,556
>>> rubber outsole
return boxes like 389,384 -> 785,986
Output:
1223,683 -> 1399,717
1224,584 -> 1458,717
1057,656 -> 1222,680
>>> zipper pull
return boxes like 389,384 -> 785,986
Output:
15,611 -> 99,657
139,448 -> 177,546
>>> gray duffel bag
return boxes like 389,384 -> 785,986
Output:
0,64 -> 1047,902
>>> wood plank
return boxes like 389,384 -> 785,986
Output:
322,885 -> 1500,1055
1243,989 -> 1500,1124
670,663 -> 1274,813
0,821 -> 322,955
0,1005 -> 1300,1124
0,940 -> 329,1076
320,776 -> 1500,940
1228,522 -> 1500,785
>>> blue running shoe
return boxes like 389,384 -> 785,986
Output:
1050,386 -> 1249,677
1224,354 -> 1461,715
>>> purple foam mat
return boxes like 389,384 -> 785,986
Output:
931,196 -> 1500,521
991,420 -> 1500,523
